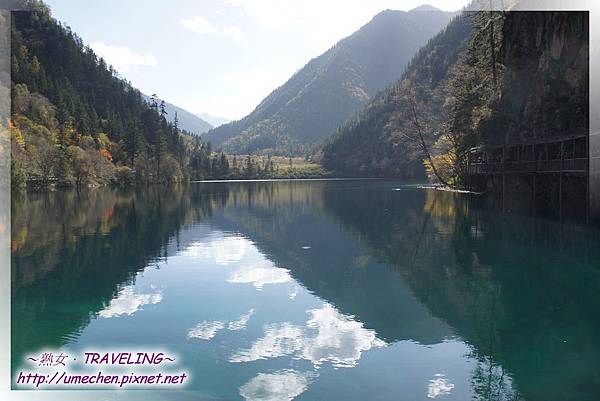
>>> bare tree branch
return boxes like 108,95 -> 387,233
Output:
405,90 -> 451,187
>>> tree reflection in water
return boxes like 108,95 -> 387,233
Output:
11,181 -> 600,400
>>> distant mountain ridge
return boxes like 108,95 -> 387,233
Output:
141,93 -> 213,135
196,112 -> 230,128
204,6 -> 455,155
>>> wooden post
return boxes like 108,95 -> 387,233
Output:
533,172 -> 536,218
467,150 -> 471,191
586,130 -> 590,225
502,144 -> 506,213
533,143 -> 537,218
560,140 -> 564,222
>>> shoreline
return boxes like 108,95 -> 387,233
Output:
190,177 -> 381,183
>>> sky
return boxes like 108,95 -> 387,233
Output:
44,0 -> 470,121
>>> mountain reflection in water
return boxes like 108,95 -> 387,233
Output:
11,181 -> 600,400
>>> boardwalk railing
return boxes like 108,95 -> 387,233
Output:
468,158 -> 588,175
468,135 -> 589,176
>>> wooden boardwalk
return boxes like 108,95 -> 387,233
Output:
467,135 -> 588,176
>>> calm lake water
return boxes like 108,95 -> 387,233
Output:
11,180 -> 600,401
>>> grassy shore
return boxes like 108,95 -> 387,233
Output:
225,155 -> 331,179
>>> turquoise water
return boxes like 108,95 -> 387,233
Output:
11,180 -> 600,400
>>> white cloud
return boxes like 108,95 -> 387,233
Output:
427,374 -> 455,398
98,286 -> 162,318
187,320 -> 226,340
227,260 -> 293,290
229,303 -> 385,368
239,370 -> 318,401
180,15 -> 220,36
90,42 -> 157,73
223,26 -> 250,46
181,15 -> 250,46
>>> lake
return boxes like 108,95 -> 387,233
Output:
11,180 -> 600,401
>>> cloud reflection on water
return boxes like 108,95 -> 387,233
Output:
427,374 -> 454,398
188,309 -> 257,341
227,260 -> 293,290
98,286 -> 163,318
182,236 -> 250,266
230,303 -> 385,368
228,309 -> 256,331
239,369 -> 318,401
187,320 -> 226,340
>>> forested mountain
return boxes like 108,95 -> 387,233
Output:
204,6 -> 455,156
141,93 -> 213,135
321,13 -> 474,178
10,0 -> 231,188
321,7 -> 588,184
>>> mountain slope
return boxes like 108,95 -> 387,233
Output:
205,7 -> 455,155
141,94 -> 213,135
9,0 -> 227,187
321,13 -> 474,177
321,8 -> 588,181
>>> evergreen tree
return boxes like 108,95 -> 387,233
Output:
219,153 -> 229,177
